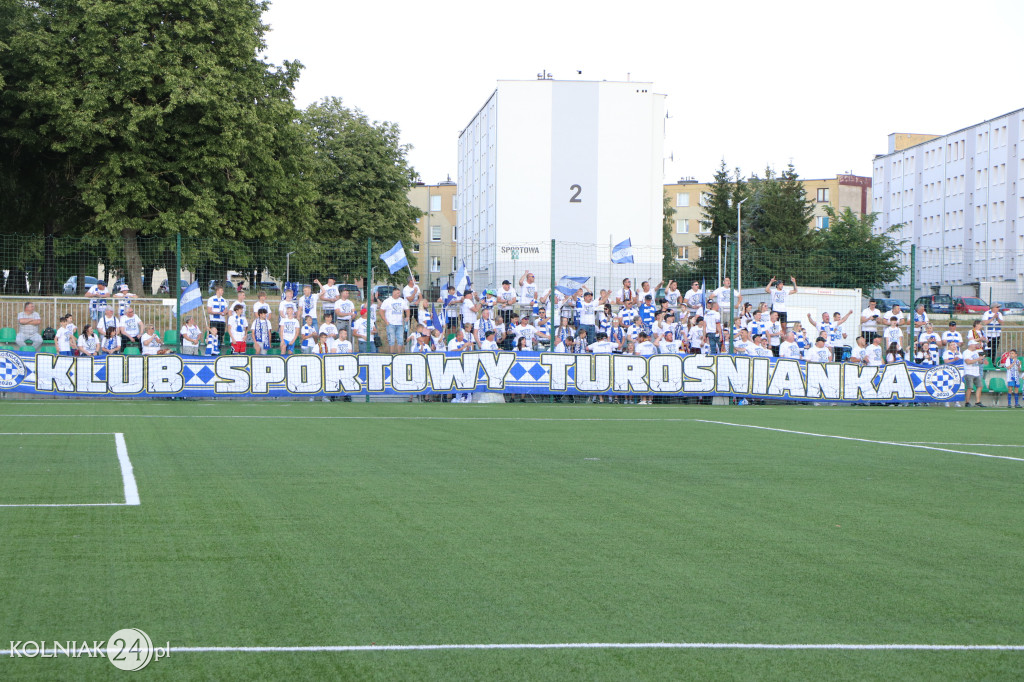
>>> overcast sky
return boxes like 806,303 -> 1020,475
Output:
261,0 -> 1023,185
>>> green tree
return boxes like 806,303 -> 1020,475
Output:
742,163 -> 816,286
694,160 -> 747,279
816,207 -> 906,292
300,97 -> 421,286
0,0 -> 317,293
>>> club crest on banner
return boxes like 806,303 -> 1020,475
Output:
923,365 -> 962,400
0,350 -> 27,389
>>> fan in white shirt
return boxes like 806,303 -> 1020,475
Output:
804,338 -> 832,363
778,332 -> 802,360
849,337 -> 870,364
658,331 -> 683,354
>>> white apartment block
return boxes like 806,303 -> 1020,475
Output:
872,107 -> 1023,295
457,78 -> 666,293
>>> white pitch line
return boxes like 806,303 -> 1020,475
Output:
0,414 -> 705,423
0,432 -> 140,508
906,442 -> 1024,448
695,420 -> 1024,463
0,432 -> 116,435
2,642 -> 1024,655
115,433 -> 140,506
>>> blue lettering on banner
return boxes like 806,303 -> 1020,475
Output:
0,351 -> 964,403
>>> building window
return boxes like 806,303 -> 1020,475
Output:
412,243 -> 420,253
452,226 -> 458,241
676,193 -> 690,207
676,219 -> 688,234
816,188 -> 830,203
815,216 -> 830,230
430,226 -> 441,241
699,221 -> 712,234
451,257 -> 458,272
430,195 -> 442,212
430,257 -> 440,273
699,192 -> 711,207
452,196 -> 457,211
676,246 -> 689,261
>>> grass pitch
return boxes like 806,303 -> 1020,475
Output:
1,401 -> 1023,680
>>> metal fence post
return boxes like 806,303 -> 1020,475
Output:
366,237 -> 372,404
550,239 -> 556,404
908,244 -> 916,346
174,232 -> 182,352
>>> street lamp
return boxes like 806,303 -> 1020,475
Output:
285,251 -> 296,289
736,198 -> 748,294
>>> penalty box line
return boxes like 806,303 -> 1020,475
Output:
3,642 -> 1023,655
695,421 -> 1024,464
0,432 -> 140,507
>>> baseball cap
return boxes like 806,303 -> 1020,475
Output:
119,284 -> 129,291
584,291 -> 594,297
502,279 -> 511,285
949,321 -> 957,326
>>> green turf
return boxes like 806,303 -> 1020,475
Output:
1,402 -> 1023,680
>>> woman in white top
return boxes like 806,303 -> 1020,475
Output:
180,316 -> 202,355
77,324 -> 100,356
141,325 -> 165,355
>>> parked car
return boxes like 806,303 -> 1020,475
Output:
373,284 -> 396,302
337,283 -> 363,300
874,298 -> 910,313
207,280 -> 239,294
997,301 -> 1023,315
953,296 -> 989,314
63,276 -> 99,294
913,294 -> 953,314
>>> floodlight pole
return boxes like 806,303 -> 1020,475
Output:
737,198 -> 748,295
285,251 -> 296,289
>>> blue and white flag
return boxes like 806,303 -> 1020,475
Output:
430,303 -> 444,333
611,238 -> 634,264
381,241 -> 409,274
454,260 -> 472,295
179,280 -> 203,314
700,277 -> 706,315
556,275 -> 589,296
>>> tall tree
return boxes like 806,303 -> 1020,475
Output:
742,163 -> 816,286
0,0 -> 316,293
816,207 -> 906,292
300,97 -> 421,285
694,160 -> 747,279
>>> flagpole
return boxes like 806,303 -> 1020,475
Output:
175,232 -> 182,353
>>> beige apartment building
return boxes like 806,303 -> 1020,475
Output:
407,180 -> 458,296
663,174 -> 872,263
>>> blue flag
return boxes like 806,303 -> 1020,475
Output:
611,238 -> 634,264
556,275 -> 589,296
454,260 -> 472,295
179,280 -> 202,314
700,277 -> 706,315
430,303 -> 443,334
381,241 -> 409,274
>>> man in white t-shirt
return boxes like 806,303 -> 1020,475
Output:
882,317 -> 903,350
517,272 -> 538,317
860,299 -> 883,344
683,281 -> 703,318
778,332 -> 801,360
658,330 -> 682,354
315,277 -> 339,323
981,303 -> 1004,363
733,328 -> 756,356
85,281 -> 109,322
460,291 -> 480,332
497,279 -> 518,325
335,289 -> 356,336
687,317 -> 705,354
710,276 -> 741,319
614,278 -> 637,306
577,290 -> 599,344
804,336 -> 832,363
867,337 -> 885,366
941,321 -> 962,348
765,276 -> 798,330
118,307 -> 144,351
141,325 -> 164,356
381,287 -> 410,353
962,340 -> 985,407
403,277 -> 421,323
704,302 -> 723,354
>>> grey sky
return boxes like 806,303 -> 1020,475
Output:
262,0 -> 1023,185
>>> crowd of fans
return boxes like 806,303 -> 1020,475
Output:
8,274 -> 1019,406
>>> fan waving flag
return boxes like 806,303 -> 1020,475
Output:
454,260 -> 472,295
556,275 -> 589,296
179,280 -> 202,314
611,238 -> 634,264
380,241 -> 409,274
430,303 -> 444,333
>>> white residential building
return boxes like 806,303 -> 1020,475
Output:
457,78 -> 666,294
872,108 -> 1023,296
